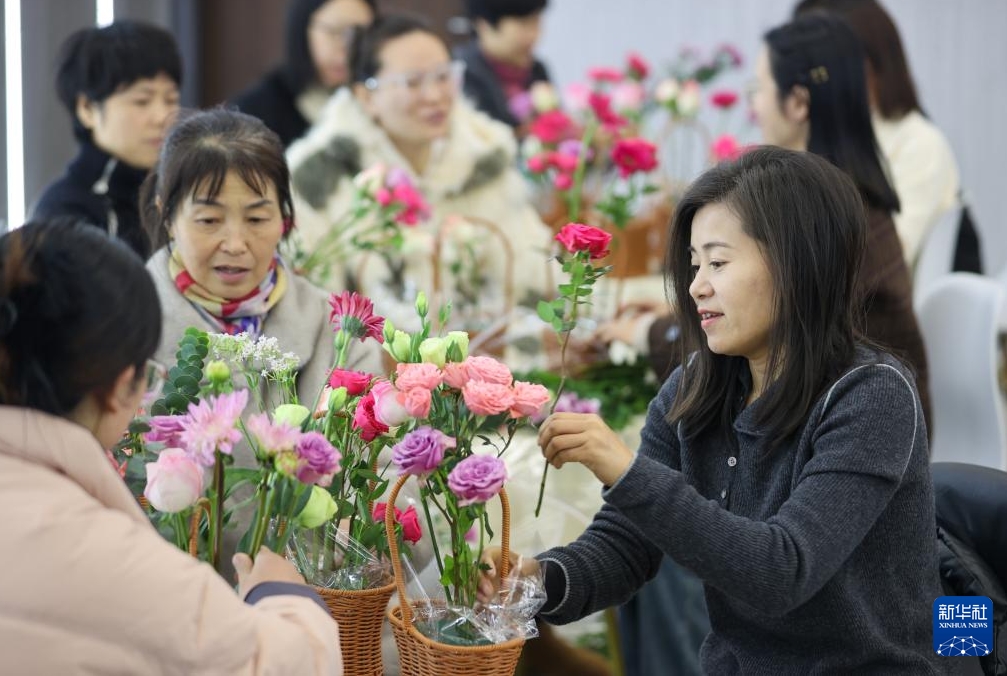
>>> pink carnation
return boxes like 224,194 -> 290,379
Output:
463,381 -> 515,416
395,362 -> 443,391
399,387 -> 432,418
509,381 -> 551,418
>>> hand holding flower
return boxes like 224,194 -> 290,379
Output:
537,412 -> 634,487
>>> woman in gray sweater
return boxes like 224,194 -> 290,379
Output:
483,147 -> 947,674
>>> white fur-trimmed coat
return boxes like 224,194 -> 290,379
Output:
286,88 -> 553,330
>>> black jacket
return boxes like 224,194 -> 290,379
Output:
454,41 -> 549,128
231,69 -> 310,149
31,141 -> 150,259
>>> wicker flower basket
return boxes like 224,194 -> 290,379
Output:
384,475 -> 525,675
314,580 -> 396,676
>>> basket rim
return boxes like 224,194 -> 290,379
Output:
387,603 -> 526,654
314,577 -> 396,599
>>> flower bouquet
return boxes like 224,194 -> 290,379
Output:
372,295 -> 550,672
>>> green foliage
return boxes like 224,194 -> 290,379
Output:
149,327 -> 209,416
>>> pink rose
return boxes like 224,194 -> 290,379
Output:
553,172 -> 573,191
711,134 -> 744,162
328,368 -> 372,396
143,448 -> 204,513
562,82 -> 591,113
448,455 -> 508,507
373,503 -> 423,544
551,149 -> 580,174
463,381 -> 515,416
375,187 -> 393,206
463,356 -> 513,386
526,153 -> 549,174
442,362 -> 469,390
352,391 -> 389,442
371,379 -> 410,427
611,137 -> 658,178
555,222 -> 613,260
399,387 -> 432,418
710,89 -> 739,109
528,110 -> 576,145
509,381 -> 551,418
395,362 -> 443,392
588,92 -> 627,131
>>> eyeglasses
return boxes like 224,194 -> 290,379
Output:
364,61 -> 465,94
142,359 -> 168,406
309,20 -> 363,46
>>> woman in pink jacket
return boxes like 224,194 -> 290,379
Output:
0,219 -> 343,675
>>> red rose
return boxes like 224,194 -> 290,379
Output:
528,109 -> 576,145
626,52 -> 650,81
372,502 -> 423,544
710,89 -> 739,109
555,222 -> 613,260
611,137 -> 658,178
328,368 -> 372,396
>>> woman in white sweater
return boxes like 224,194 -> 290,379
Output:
286,15 -> 553,332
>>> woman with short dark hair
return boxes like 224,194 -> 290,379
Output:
32,21 -> 182,259
0,219 -> 342,674
481,147 -> 944,673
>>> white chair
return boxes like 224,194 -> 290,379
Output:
916,273 -> 1007,469
913,205 -> 962,310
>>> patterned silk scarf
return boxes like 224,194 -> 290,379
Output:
169,247 -> 288,338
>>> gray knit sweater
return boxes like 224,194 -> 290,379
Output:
538,348 -> 949,674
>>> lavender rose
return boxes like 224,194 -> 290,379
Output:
293,432 -> 341,487
393,426 -> 455,476
448,455 -> 508,507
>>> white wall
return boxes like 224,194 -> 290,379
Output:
537,0 -> 1007,272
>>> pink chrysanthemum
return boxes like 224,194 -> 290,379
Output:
246,413 -> 302,458
328,291 -> 385,342
179,389 -> 248,466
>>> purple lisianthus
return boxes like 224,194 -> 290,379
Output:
447,455 -> 508,507
145,415 -> 186,447
293,431 -> 341,487
393,426 -> 455,476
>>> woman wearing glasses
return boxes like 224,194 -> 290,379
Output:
0,219 -> 342,674
286,14 -> 552,333
232,0 -> 377,148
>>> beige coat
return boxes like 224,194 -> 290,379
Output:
0,406 -> 343,675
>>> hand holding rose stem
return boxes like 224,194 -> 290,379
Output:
534,224 -> 613,517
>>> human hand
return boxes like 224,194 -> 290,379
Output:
234,548 -> 306,597
477,546 -> 542,604
538,412 -> 634,486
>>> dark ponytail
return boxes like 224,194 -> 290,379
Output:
0,219 -> 162,415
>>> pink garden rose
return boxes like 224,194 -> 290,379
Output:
352,391 -> 389,442
144,448 -> 204,513
395,362 -> 443,392
392,426 -> 456,476
371,379 -> 410,427
293,431 -> 341,486
448,454 -> 508,507
399,387 -> 432,419
328,368 -> 372,396
611,137 -> 658,178
462,356 -> 513,386
463,381 -> 515,416
509,381 -> 552,418
555,222 -> 613,260
372,502 -> 423,544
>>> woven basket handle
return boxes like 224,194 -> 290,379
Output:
188,498 -> 210,558
384,473 -> 511,627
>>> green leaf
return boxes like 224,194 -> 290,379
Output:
164,392 -> 190,414
536,300 -> 555,322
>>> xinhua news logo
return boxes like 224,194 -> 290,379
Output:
933,596 -> 993,657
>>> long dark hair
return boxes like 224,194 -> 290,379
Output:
667,147 -> 866,450
765,13 -> 899,213
793,0 -> 921,119
282,0 -> 379,94
0,219 -> 161,415
350,14 -> 449,84
141,108 -> 295,250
